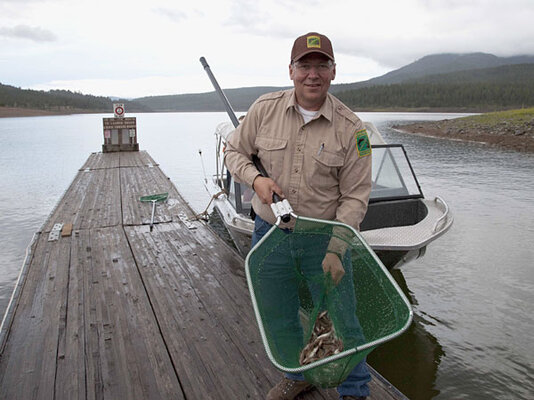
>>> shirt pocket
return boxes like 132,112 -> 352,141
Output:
255,136 -> 288,180
309,150 -> 345,190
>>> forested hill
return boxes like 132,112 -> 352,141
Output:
2,52 -> 534,114
402,63 -> 534,84
0,83 -> 150,113
134,62 -> 534,112
332,52 -> 534,92
134,86 -> 291,112
135,53 -> 534,112
334,64 -> 534,111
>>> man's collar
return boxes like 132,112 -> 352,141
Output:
286,89 -> 333,122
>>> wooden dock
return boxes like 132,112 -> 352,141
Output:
0,150 -> 407,400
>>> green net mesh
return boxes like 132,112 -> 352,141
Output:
246,216 -> 412,388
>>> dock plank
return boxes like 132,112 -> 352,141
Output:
78,226 -> 183,400
80,152 -> 120,170
43,168 -> 121,232
119,150 -> 158,167
125,223 -> 279,398
55,229 -> 85,400
120,165 -> 194,227
120,165 -> 174,226
0,234 -> 70,399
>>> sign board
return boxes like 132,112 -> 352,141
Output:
103,117 -> 136,129
113,103 -> 125,118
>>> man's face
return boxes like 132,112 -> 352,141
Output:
289,53 -> 336,111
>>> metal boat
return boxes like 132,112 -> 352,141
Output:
203,121 -> 453,269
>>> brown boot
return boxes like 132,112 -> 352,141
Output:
266,377 -> 314,400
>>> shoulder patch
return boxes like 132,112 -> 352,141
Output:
355,129 -> 371,157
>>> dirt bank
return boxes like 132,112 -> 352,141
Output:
0,107 -> 103,118
0,107 -> 68,118
394,108 -> 534,153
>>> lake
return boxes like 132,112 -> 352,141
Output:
0,112 -> 533,399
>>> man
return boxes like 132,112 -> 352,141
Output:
224,32 -> 372,400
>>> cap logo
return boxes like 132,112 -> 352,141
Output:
307,35 -> 321,49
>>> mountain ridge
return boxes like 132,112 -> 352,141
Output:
330,52 -> 534,92
2,52 -> 534,114
133,53 -> 534,111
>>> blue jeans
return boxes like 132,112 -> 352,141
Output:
252,216 -> 371,398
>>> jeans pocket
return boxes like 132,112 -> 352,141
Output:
252,216 -> 272,246
253,216 -> 271,235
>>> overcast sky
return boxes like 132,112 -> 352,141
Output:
1,0 -> 533,98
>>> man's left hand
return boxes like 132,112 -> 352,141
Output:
322,252 -> 345,285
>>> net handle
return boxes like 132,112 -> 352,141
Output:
252,155 -> 291,223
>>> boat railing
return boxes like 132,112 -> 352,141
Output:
432,196 -> 450,233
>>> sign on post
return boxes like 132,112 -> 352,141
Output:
113,103 -> 125,118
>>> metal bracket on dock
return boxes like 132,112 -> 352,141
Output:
48,223 -> 64,242
178,212 -> 197,230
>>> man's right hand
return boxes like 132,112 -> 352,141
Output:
252,176 -> 284,204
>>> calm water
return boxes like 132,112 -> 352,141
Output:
0,112 -> 533,399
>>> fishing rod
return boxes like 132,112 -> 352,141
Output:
199,56 -> 290,222
199,57 -> 240,128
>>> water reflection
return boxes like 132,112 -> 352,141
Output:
207,211 -> 245,281
368,269 -> 444,400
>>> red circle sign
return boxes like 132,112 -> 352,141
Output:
115,106 -> 124,116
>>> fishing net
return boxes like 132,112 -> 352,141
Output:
139,193 -> 169,203
245,216 -> 412,388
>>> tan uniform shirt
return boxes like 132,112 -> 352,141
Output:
224,89 -> 372,230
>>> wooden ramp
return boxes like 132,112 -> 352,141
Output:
0,151 -> 406,400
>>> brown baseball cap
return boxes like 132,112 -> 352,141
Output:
291,32 -> 334,62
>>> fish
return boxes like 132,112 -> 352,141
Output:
299,310 -> 344,366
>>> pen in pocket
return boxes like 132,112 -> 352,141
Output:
317,143 -> 324,155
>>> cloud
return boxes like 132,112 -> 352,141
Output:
3,0 -> 534,97
0,24 -> 56,42
0,0 -> 48,2
152,7 -> 188,23
225,0 -> 307,38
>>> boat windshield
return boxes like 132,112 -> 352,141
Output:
370,144 -> 423,203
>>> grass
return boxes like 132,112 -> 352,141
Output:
455,107 -> 534,127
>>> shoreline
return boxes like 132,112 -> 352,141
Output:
394,125 -> 534,152
0,107 -> 100,118
0,106 -> 501,119
0,107 -> 64,118
3,106 -> 533,153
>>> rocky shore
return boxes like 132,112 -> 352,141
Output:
394,108 -> 534,153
